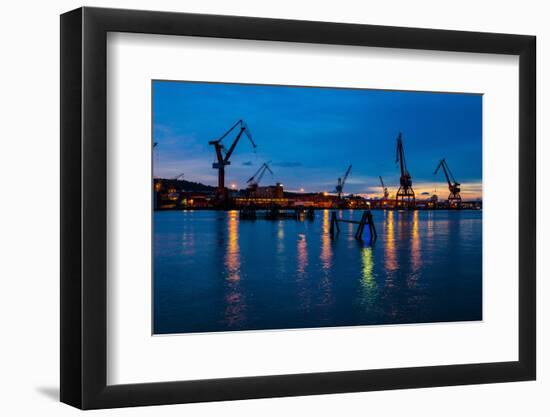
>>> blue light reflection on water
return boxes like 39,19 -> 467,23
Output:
153,209 -> 482,334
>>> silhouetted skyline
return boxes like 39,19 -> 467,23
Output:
153,81 -> 482,199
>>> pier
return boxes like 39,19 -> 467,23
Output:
330,210 -> 378,242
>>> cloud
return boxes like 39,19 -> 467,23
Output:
242,161 -> 253,166
273,161 -> 303,168
421,191 -> 430,195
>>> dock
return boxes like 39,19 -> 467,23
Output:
330,210 -> 378,242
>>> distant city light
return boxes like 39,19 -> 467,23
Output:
231,183 -> 236,189
300,188 -> 305,192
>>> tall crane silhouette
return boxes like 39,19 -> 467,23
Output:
335,165 -> 352,199
434,158 -> 461,206
247,161 -> 273,190
379,176 -> 389,200
209,120 -> 256,198
395,132 -> 415,208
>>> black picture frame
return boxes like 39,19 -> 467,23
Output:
60,6 -> 536,410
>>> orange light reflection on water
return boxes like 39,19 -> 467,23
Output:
320,210 -> 333,270
223,210 -> 245,326
319,210 -> 333,307
384,210 -> 397,287
409,210 -> 422,287
225,211 -> 240,282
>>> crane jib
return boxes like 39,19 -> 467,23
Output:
209,120 -> 257,198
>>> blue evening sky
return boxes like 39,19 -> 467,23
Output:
153,81 -> 482,199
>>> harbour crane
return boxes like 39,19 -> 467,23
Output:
395,132 -> 415,208
335,165 -> 352,199
247,161 -> 273,189
379,176 -> 389,200
434,158 -> 461,206
209,120 -> 257,198
172,173 -> 185,181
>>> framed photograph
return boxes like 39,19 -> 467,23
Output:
60,7 -> 536,409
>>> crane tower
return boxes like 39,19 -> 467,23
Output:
209,120 -> 256,199
434,158 -> 461,207
336,165 -> 352,199
395,132 -> 415,209
247,161 -> 273,192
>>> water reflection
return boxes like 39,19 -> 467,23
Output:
296,233 -> 311,311
297,233 -> 308,275
346,210 -> 354,245
223,210 -> 246,327
384,210 -> 397,287
362,247 -> 374,279
154,209 -> 483,334
319,210 -> 333,308
320,210 -> 333,270
409,210 -> 422,287
426,211 -> 435,240
277,220 -> 285,254
179,212 -> 196,256
225,211 -> 240,281
358,246 -> 378,309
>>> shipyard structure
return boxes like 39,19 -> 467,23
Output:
154,178 -> 481,211
154,120 -> 482,211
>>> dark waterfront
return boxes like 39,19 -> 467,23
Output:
153,209 -> 482,334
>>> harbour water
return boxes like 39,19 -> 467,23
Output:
153,209 -> 482,334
